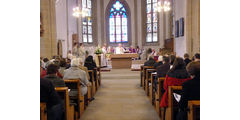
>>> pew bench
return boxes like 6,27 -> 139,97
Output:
164,86 -> 182,120
64,80 -> 84,119
188,100 -> 200,120
154,77 -> 165,117
55,87 -> 75,120
88,70 -> 96,96
145,68 -> 156,95
149,72 -> 157,104
142,66 -> 154,89
40,102 -> 47,120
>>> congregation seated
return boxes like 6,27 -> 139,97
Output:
176,61 -> 200,120
184,53 -> 192,65
63,58 -> 91,96
153,56 -> 163,69
66,58 -> 71,69
160,57 -> 191,108
40,78 -> 64,120
78,58 -> 90,80
40,61 -> 47,79
44,64 -> 66,87
43,58 -> 49,69
144,55 -> 156,66
157,56 -> 170,78
58,59 -> 67,76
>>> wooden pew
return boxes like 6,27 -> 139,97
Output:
145,68 -> 156,95
149,72 -> 157,105
64,80 -> 84,119
140,65 -> 144,87
188,100 -> 200,120
40,102 -> 47,120
55,87 -> 75,120
154,77 -> 165,117
88,70 -> 96,96
165,86 -> 182,120
94,67 -> 101,89
142,66 -> 154,90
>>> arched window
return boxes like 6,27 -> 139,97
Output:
146,0 -> 158,43
109,0 -> 128,43
82,0 -> 92,43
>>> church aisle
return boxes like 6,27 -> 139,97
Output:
80,69 -> 160,120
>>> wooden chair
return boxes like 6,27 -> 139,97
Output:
154,77 -> 165,117
142,66 -> 154,90
88,70 -> 96,96
55,87 -> 75,120
40,102 -> 47,120
188,100 -> 200,120
145,68 -> 156,95
64,80 -> 84,119
165,86 -> 182,120
149,72 -> 157,104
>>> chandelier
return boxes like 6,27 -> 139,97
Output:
72,7 -> 90,18
157,1 -> 171,12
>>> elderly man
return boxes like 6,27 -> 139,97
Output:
63,58 -> 91,96
115,43 -> 125,54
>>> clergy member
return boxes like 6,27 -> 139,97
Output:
115,43 -> 125,54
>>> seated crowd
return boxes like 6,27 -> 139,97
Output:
142,52 -> 200,120
40,55 -> 99,120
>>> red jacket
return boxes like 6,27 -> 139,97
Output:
160,74 -> 191,107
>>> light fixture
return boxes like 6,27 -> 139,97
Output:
72,7 -> 90,18
157,1 -> 171,12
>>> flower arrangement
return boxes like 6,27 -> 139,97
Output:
95,47 -> 103,54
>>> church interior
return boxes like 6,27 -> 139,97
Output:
40,0 -> 200,120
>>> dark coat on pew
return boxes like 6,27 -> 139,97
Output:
156,62 -> 170,77
44,74 -> 66,87
153,61 -> 163,69
177,74 -> 200,120
40,78 -> 64,120
144,58 -> 156,66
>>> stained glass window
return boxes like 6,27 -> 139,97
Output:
82,0 -> 92,43
109,0 -> 128,43
146,0 -> 158,43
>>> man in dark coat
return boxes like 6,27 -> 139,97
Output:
144,55 -> 156,66
40,78 -> 64,120
44,64 -> 66,87
156,56 -> 170,78
184,53 -> 192,65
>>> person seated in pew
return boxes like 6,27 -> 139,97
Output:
44,64 -> 66,87
40,78 -> 64,120
144,55 -> 156,66
40,61 -> 47,79
43,57 -> 49,69
183,53 -> 192,65
153,55 -> 163,69
78,58 -> 90,80
177,61 -> 200,120
65,58 -> 71,69
84,55 -> 97,82
58,59 -> 67,76
169,54 -> 176,69
63,58 -> 91,96
160,57 -> 191,108
194,53 -> 200,62
156,56 -> 170,78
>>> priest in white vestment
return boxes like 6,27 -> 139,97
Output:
101,44 -> 108,67
115,43 -> 125,54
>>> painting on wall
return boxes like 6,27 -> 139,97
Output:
179,17 -> 184,36
175,20 -> 179,38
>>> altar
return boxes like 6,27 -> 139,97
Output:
110,53 -> 139,69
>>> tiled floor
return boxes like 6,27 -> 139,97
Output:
80,69 -> 160,120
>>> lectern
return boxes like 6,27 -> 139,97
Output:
110,53 -> 138,69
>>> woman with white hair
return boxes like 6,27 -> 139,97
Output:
63,58 -> 91,96
153,55 -> 163,68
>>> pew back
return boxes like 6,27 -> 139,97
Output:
188,100 -> 200,120
40,102 -> 47,120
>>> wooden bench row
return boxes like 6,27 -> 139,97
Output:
140,65 -> 200,120
41,68 -> 102,120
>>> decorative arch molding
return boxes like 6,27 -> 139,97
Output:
105,0 -> 132,47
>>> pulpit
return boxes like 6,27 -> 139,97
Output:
110,53 -> 138,69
